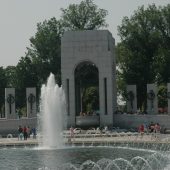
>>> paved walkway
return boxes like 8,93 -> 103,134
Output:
0,133 -> 170,147
0,138 -> 38,146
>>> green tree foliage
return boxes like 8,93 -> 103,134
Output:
60,0 -> 108,30
153,5 -> 170,83
0,67 -> 7,88
1,0 -> 108,112
14,56 -> 38,88
0,67 -> 7,117
157,85 -> 167,111
14,56 -> 38,109
28,18 -> 64,86
5,66 -> 16,87
117,4 -> 170,109
26,0 -> 107,87
22,0 -> 107,110
13,18 -> 64,110
75,62 -> 99,113
83,86 -> 99,112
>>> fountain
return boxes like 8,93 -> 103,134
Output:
38,73 -> 66,148
1,74 -> 170,169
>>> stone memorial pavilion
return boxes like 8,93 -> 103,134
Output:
61,30 -> 117,128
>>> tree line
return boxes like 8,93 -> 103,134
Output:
117,4 -> 170,110
0,0 -> 170,115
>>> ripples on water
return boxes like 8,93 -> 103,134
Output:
0,146 -> 169,170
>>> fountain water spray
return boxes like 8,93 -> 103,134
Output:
38,73 -> 66,148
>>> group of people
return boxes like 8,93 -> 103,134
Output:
18,125 -> 36,140
138,122 -> 161,136
148,122 -> 161,133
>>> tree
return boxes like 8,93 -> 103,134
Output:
157,85 -> 167,112
2,0 -> 108,112
28,17 -> 64,86
75,62 -> 99,113
14,56 -> 38,109
26,0 -> 107,87
153,4 -> 170,83
60,0 -> 108,30
0,67 -> 7,88
5,66 -> 16,87
117,4 -> 170,109
0,67 -> 7,117
83,86 -> 99,112
14,56 -> 38,88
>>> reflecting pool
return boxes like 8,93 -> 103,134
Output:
0,146 -> 169,170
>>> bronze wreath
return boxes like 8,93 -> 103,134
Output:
7,94 -> 15,104
147,90 -> 155,100
28,93 -> 36,103
126,91 -> 134,101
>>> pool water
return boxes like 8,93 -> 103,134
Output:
0,146 -> 168,170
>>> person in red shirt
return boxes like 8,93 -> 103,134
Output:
23,126 -> 28,140
138,124 -> 144,136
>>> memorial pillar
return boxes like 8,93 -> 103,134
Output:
147,84 -> 158,114
5,88 -> 16,119
126,85 -> 137,113
26,88 -> 36,118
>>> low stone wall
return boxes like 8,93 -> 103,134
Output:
113,114 -> 170,130
1,114 -> 170,136
76,115 -> 100,127
0,117 -> 37,136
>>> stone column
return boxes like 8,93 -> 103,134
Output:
26,88 -> 36,118
167,83 -> 170,114
126,85 -> 137,113
99,70 -> 116,127
62,76 -> 76,128
5,88 -> 16,119
147,84 -> 158,114
67,76 -> 76,128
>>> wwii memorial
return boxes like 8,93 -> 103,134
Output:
1,30 -> 170,132
61,30 -> 117,127
0,0 -> 170,169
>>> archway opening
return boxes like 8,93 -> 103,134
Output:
75,61 -> 99,116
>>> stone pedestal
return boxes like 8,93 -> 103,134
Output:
26,88 -> 36,118
5,88 -> 16,119
147,84 -> 158,114
126,85 -> 137,113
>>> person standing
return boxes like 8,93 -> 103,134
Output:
23,126 -> 28,140
154,123 -> 161,139
27,126 -> 30,138
18,125 -> 23,140
69,126 -> 74,141
138,124 -> 144,137
32,128 -> 36,139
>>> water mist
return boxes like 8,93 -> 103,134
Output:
38,73 -> 66,148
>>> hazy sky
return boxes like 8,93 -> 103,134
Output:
0,0 -> 169,67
